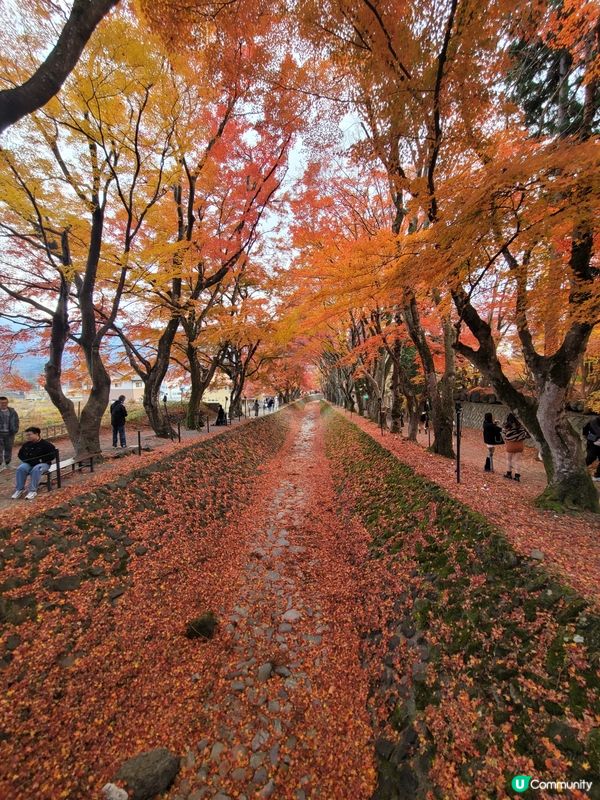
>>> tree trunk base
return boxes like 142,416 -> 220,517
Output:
535,473 -> 599,514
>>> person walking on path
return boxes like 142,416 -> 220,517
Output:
11,427 -> 57,500
502,412 -> 530,482
482,412 -> 503,472
583,415 -> 600,482
253,399 -> 259,417
0,395 -> 19,470
110,395 -> 128,448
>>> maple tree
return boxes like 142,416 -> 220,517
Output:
293,0 -> 465,458
216,263 -> 275,417
0,14 -> 179,454
291,0 -> 599,511
109,19 -> 303,432
413,0 -> 600,511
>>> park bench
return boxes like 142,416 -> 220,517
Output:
44,451 -> 99,490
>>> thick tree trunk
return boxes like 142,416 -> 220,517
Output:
44,285 -> 80,447
44,268 -> 110,456
185,346 -> 219,429
403,294 -> 454,457
439,314 -> 457,441
453,288 -> 597,512
76,359 -> 110,455
535,381 -> 597,511
406,396 -> 419,442
426,371 -> 454,457
390,356 -> 403,433
186,357 -> 205,429
343,382 -> 355,411
143,380 -> 172,439
229,372 -> 244,417
230,393 -> 243,418
140,317 -> 180,437
356,388 -> 365,416
46,345 -> 110,456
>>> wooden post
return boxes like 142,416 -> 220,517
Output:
55,450 -> 61,489
137,430 -> 142,456
177,422 -> 181,442
455,402 -> 462,484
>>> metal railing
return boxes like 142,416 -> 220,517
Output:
14,423 -> 69,444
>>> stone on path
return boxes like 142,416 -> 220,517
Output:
257,662 -> 273,682
102,784 -> 129,800
115,748 -> 180,800
260,780 -> 276,798
282,609 -> 301,623
185,612 -> 217,640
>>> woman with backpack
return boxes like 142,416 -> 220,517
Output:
482,412 -> 503,472
502,412 -> 530,482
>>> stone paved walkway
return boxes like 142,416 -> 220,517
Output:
171,408 -> 376,800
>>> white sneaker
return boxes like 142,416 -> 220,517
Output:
11,489 -> 24,499
25,491 -> 37,500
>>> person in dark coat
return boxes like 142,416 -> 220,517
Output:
110,395 -> 128,447
0,395 -> 19,469
253,399 -> 260,417
482,412 -> 503,472
215,405 -> 227,426
11,427 -> 57,500
583,415 -> 600,482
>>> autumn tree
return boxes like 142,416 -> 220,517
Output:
417,0 -> 600,511
108,45 -> 243,437
293,0 -> 474,456
216,262 -> 275,417
0,15 -> 178,454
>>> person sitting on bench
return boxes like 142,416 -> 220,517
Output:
215,404 -> 227,426
11,427 -> 58,501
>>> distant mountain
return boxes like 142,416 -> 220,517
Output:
14,354 -> 45,381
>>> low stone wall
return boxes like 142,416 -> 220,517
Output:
459,401 -> 592,446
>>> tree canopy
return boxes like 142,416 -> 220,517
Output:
0,0 -> 598,509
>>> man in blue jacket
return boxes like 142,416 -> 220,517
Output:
12,427 -> 57,500
0,395 -> 19,469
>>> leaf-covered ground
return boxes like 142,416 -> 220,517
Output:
343,408 -> 600,609
0,409 -> 295,799
0,418 -> 256,524
0,402 -> 380,800
323,404 -> 600,800
1,400 -> 598,800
